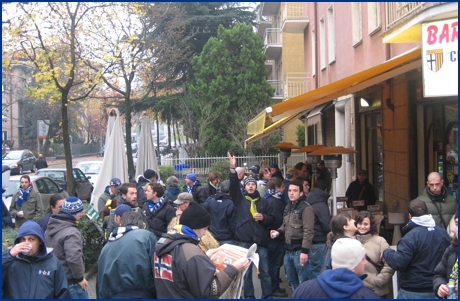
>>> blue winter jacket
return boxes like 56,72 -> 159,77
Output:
382,215 -> 451,292
2,220 -> 70,299
292,268 -> 380,299
202,192 -> 236,241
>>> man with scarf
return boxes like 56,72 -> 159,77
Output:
270,179 -> 315,292
136,169 -> 160,206
9,175 -> 44,228
183,172 -> 207,204
382,199 -> 450,299
97,211 -> 157,299
227,151 -> 275,299
142,182 -> 175,239
153,201 -> 250,298
417,171 -> 457,230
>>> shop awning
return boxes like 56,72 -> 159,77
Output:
245,47 -> 421,145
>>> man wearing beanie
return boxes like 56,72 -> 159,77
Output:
153,201 -> 250,298
292,238 -> 379,299
2,220 -> 70,299
183,172 -> 207,204
45,196 -> 89,299
227,152 -> 275,299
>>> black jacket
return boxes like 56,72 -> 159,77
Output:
263,191 -> 286,241
382,219 -> 450,292
202,192 -> 236,241
433,244 -> 458,297
228,172 -> 275,247
34,158 -> 48,170
142,200 -> 176,239
202,183 -> 217,201
345,178 -> 376,207
136,176 -> 150,206
306,187 -> 331,243
183,180 -> 207,204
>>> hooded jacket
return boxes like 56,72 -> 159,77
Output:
202,191 -> 236,241
292,268 -> 380,299
433,243 -> 458,297
9,187 -> 44,228
153,231 -> 238,298
44,211 -> 85,284
228,172 -> 275,247
263,190 -> 286,242
106,196 -> 147,239
183,180 -> 207,204
306,187 -> 331,243
354,233 -> 394,296
382,214 -> 450,291
97,226 -> 157,299
418,185 -> 457,229
97,186 -> 112,214
164,186 -> 181,204
2,220 -> 70,299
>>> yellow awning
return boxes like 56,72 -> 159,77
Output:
247,47 -> 421,140
244,111 -> 304,147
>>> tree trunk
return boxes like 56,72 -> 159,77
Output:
62,93 -> 74,196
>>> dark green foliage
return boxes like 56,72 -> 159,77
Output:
79,206 -> 104,270
188,24 -> 274,156
159,165 -> 175,180
209,160 -> 231,184
296,123 -> 306,147
2,227 -> 18,250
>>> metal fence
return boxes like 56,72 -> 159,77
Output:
161,153 -> 306,179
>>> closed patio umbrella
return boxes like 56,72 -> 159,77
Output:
135,112 -> 159,178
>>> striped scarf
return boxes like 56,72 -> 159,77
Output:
186,182 -> 196,194
17,185 -> 33,207
245,195 -> 259,222
148,197 -> 164,213
268,189 -> 283,199
449,259 -> 458,294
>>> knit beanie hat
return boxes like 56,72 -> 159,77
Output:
61,196 -> 84,215
144,169 -> 158,180
180,201 -> 211,229
244,176 -> 257,187
331,238 -> 366,270
186,173 -> 197,182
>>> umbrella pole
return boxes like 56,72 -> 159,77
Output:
332,177 -> 337,216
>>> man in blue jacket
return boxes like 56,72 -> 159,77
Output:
382,198 -> 451,299
292,238 -> 380,299
228,152 -> 275,299
2,220 -> 70,299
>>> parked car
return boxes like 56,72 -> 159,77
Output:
2,175 -> 70,209
36,168 -> 93,201
75,161 -> 103,188
2,149 -> 36,175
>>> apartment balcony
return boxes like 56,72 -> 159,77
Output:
268,80 -> 283,100
385,2 -> 425,29
261,2 -> 281,16
281,3 -> 309,33
258,14 -> 274,37
265,60 -> 275,75
263,28 -> 282,60
283,72 -> 310,100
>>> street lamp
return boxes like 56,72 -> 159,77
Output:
269,142 -> 301,175
308,146 -> 357,216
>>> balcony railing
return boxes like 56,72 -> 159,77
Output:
264,28 -> 282,46
267,80 -> 283,98
385,2 -> 425,29
282,2 -> 307,22
284,72 -> 310,100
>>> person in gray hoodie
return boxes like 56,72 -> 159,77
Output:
2,220 -> 70,299
45,196 -> 88,299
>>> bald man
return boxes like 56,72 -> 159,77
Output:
417,172 -> 457,230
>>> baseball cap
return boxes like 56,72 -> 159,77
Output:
110,178 -> 122,190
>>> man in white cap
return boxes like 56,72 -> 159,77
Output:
153,201 -> 250,298
292,238 -> 380,299
45,196 -> 88,299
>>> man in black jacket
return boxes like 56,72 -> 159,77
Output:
382,199 -> 450,299
305,179 -> 331,279
228,152 -> 275,299
202,180 -> 236,245
183,172 -> 207,204
345,169 -> 376,209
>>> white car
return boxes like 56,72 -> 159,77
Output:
75,161 -> 103,188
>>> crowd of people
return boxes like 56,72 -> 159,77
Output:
2,153 -> 458,299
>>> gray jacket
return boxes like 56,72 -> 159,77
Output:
44,211 -> 85,284
418,186 -> 457,229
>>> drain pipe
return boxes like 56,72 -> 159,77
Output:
314,2 -> 319,89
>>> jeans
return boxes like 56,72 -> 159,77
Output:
68,283 -> 89,299
267,239 -> 285,293
284,249 -> 307,291
397,288 -> 437,299
218,239 -> 237,246
303,243 -> 327,280
237,241 -> 272,299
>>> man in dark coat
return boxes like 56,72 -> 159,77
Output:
228,152 -> 275,299
34,154 -> 48,171
292,238 -> 379,299
137,169 -> 159,206
345,169 -> 376,209
183,172 -> 206,204
382,199 -> 451,299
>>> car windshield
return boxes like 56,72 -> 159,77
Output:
76,163 -> 101,174
37,170 -> 65,181
2,180 -> 20,196
2,151 -> 22,160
